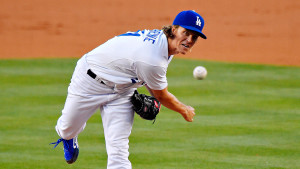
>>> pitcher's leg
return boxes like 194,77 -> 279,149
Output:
101,98 -> 135,169
56,94 -> 100,140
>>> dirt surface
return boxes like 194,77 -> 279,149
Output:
1,0 -> 299,66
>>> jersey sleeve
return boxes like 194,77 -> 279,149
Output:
135,62 -> 168,90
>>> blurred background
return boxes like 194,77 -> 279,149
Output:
0,0 -> 299,66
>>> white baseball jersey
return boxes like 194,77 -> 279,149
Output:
86,29 -> 173,91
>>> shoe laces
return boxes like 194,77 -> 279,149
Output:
50,138 -> 69,149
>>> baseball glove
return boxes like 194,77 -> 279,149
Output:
130,90 -> 161,121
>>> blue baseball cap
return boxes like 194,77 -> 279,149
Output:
173,10 -> 207,39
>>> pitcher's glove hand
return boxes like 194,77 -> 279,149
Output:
130,90 -> 161,121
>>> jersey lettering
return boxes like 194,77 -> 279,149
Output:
118,30 -> 161,44
143,29 -> 161,44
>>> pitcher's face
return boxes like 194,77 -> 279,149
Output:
168,26 -> 198,55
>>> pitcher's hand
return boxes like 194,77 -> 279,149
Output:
181,106 -> 195,122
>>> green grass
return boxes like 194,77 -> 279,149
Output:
0,58 -> 299,169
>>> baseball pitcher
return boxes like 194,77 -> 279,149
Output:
51,10 -> 207,169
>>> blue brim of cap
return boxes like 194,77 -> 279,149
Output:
180,25 -> 207,39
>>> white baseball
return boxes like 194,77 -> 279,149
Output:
193,66 -> 207,80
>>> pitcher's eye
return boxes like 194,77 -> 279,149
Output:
192,35 -> 198,42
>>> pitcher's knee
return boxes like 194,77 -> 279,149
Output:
55,125 -> 77,140
106,139 -> 129,157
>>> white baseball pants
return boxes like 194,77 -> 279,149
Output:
55,56 -> 135,169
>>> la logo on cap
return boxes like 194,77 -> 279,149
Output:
196,16 -> 201,27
